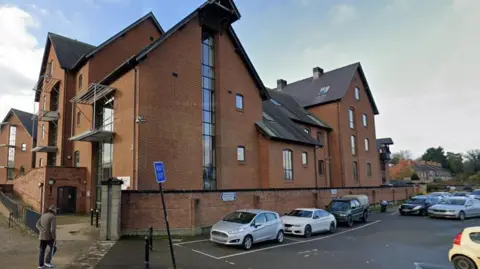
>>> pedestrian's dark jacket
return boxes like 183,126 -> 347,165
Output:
36,211 -> 56,241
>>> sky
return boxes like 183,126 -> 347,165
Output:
0,0 -> 479,157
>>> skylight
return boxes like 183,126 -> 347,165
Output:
270,99 -> 282,106
317,86 -> 330,96
263,112 -> 275,122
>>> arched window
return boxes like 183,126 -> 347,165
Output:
20,165 -> 25,176
283,149 -> 293,180
348,108 -> 355,129
74,151 -> 80,167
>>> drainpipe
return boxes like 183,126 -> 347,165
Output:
132,67 -> 138,188
313,145 -> 319,188
61,72 -> 68,166
326,131 -> 332,188
336,103 -> 345,187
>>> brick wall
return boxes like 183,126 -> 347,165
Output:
121,186 -> 415,234
13,168 -> 45,212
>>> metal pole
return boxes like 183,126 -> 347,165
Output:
93,84 -> 96,130
8,213 -> 12,228
159,183 -> 176,269
90,208 -> 94,226
144,236 -> 150,268
95,209 -> 99,228
148,226 -> 153,251
71,102 -> 75,139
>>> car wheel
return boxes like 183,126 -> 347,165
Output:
362,211 -> 368,223
400,211 -> 406,216
459,211 -> 466,221
452,255 -> 477,269
242,235 -> 253,250
421,209 -> 428,216
304,225 -> 312,238
329,222 -> 336,233
276,230 -> 284,243
347,215 -> 354,227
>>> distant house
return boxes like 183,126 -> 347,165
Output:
389,159 -> 452,182
376,138 -> 393,184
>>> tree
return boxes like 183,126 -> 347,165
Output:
411,173 -> 420,181
421,147 -> 448,168
391,150 -> 412,164
446,152 -> 463,174
464,149 -> 480,174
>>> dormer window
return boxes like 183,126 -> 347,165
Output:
317,86 -> 330,96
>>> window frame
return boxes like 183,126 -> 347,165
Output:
364,138 -> 370,152
7,168 -> 14,180
304,127 -> 310,134
21,143 -> 26,151
19,165 -> 25,176
366,162 -> 372,177
8,126 -> 16,146
237,146 -> 245,162
235,94 -> 244,111
353,161 -> 358,183
266,213 -> 277,221
39,158 -> 43,167
349,108 -> 355,129
74,150 -> 80,167
355,87 -> 360,100
362,113 -> 367,127
302,152 -> 308,166
41,124 -> 45,140
470,232 -> 480,244
78,74 -> 83,90
318,160 -> 325,175
316,131 -> 323,144
76,111 -> 81,126
351,135 -> 356,156
253,213 -> 267,225
283,149 -> 293,180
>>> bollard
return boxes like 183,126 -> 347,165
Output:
95,209 -> 100,228
90,209 -> 94,226
144,236 -> 150,268
148,226 -> 153,251
8,212 -> 12,228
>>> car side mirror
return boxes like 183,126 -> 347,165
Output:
313,216 -> 319,219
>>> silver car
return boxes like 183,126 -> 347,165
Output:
428,197 -> 480,220
469,189 -> 480,200
210,209 -> 284,250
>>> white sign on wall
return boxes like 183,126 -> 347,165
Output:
330,189 -> 338,195
221,192 -> 236,202
118,176 -> 131,190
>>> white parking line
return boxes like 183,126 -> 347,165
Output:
174,239 -> 210,245
215,220 -> 382,260
390,210 -> 399,215
191,248 -> 221,259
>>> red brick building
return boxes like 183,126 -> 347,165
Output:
6,0 -> 386,214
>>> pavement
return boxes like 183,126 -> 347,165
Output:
95,210 -> 480,269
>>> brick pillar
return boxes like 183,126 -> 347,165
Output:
100,178 -> 123,241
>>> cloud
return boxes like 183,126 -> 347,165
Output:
28,4 -> 48,15
0,5 -> 42,118
329,4 -> 356,25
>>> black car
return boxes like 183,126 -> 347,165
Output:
451,192 -> 470,197
399,196 -> 440,216
326,197 -> 369,227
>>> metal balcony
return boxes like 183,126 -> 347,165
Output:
37,110 -> 59,122
380,152 -> 391,161
69,126 -> 115,142
32,144 -> 57,153
33,75 -> 60,94
70,83 -> 116,105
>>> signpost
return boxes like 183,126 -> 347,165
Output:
153,161 -> 176,269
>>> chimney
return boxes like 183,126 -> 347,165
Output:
313,67 -> 324,79
277,79 -> 287,90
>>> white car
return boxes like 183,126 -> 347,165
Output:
281,208 -> 336,238
449,226 -> 480,269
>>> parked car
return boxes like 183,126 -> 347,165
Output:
399,195 -> 440,216
469,189 -> 480,200
210,209 -> 284,250
428,197 -> 480,220
463,185 -> 474,192
452,192 -> 471,197
326,194 -> 369,227
429,192 -> 452,199
448,226 -> 480,269
281,208 -> 336,238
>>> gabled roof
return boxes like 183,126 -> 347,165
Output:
71,12 -> 165,70
256,100 -> 321,147
1,109 -> 37,138
99,0 -> 270,100
267,89 -> 331,130
278,62 -> 379,115
376,137 -> 394,149
47,33 -> 96,70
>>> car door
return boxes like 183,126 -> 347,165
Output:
465,200 -> 474,217
251,213 -> 269,242
472,200 -> 480,216
311,210 -> 322,232
351,200 -> 362,220
314,210 -> 330,232
265,213 -> 280,239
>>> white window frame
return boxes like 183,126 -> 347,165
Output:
364,138 -> 369,152
237,146 -> 245,162
355,87 -> 360,100
351,135 -> 356,156
349,108 -> 354,129
283,149 -> 293,180
302,152 -> 308,165
235,94 -> 244,110
362,113 -> 367,127
21,143 -> 26,151
41,124 -> 45,140
9,126 -> 16,146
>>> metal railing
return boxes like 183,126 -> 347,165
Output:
0,191 -> 20,218
24,208 -> 40,234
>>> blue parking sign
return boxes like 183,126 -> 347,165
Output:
154,161 -> 166,183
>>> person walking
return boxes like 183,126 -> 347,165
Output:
36,205 -> 57,268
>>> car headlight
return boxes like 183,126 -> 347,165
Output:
413,206 -> 421,210
229,228 -> 245,234
447,210 -> 456,213
339,213 -> 346,216
293,224 -> 302,227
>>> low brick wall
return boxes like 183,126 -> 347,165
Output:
121,186 -> 415,235
13,168 -> 46,212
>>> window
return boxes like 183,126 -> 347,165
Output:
353,161 -> 358,183
77,111 -> 81,126
362,114 -> 367,127
314,210 -> 329,218
254,213 -> 267,225
470,232 -> 480,244
21,143 -> 26,151
43,95 -> 47,111
39,158 -> 43,167
8,126 -> 16,145
317,86 -> 330,96
364,138 -> 370,152
47,60 -> 53,76
304,127 -> 310,134
283,149 -> 293,180
20,166 -> 25,176
237,146 -> 245,162
235,94 -> 243,110
7,169 -> 13,180
7,147 -> 15,167
355,87 -> 360,100
318,160 -> 325,175
74,151 -> 80,167
270,99 -> 282,106
351,135 -> 356,155
316,132 -> 323,144
302,152 -> 308,165
78,74 -> 83,90
266,213 -> 277,221
349,108 -> 354,129
367,162 -> 372,177
41,124 -> 45,140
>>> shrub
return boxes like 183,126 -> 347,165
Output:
411,173 -> 420,181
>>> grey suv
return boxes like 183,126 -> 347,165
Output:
326,197 -> 369,227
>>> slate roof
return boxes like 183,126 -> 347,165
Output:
411,163 -> 452,175
48,33 -> 96,70
99,0 -> 270,100
1,109 -> 37,138
256,100 -> 321,147
267,89 -> 331,129
278,62 -> 379,115
376,137 -> 394,149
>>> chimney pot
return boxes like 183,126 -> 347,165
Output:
277,79 -> 287,90
313,67 -> 324,79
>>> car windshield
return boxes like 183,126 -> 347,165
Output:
471,190 -> 480,195
328,201 -> 350,211
223,212 -> 257,224
439,199 -> 466,205
452,193 -> 468,197
406,198 -> 426,204
287,210 -> 313,218
429,193 -> 444,196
